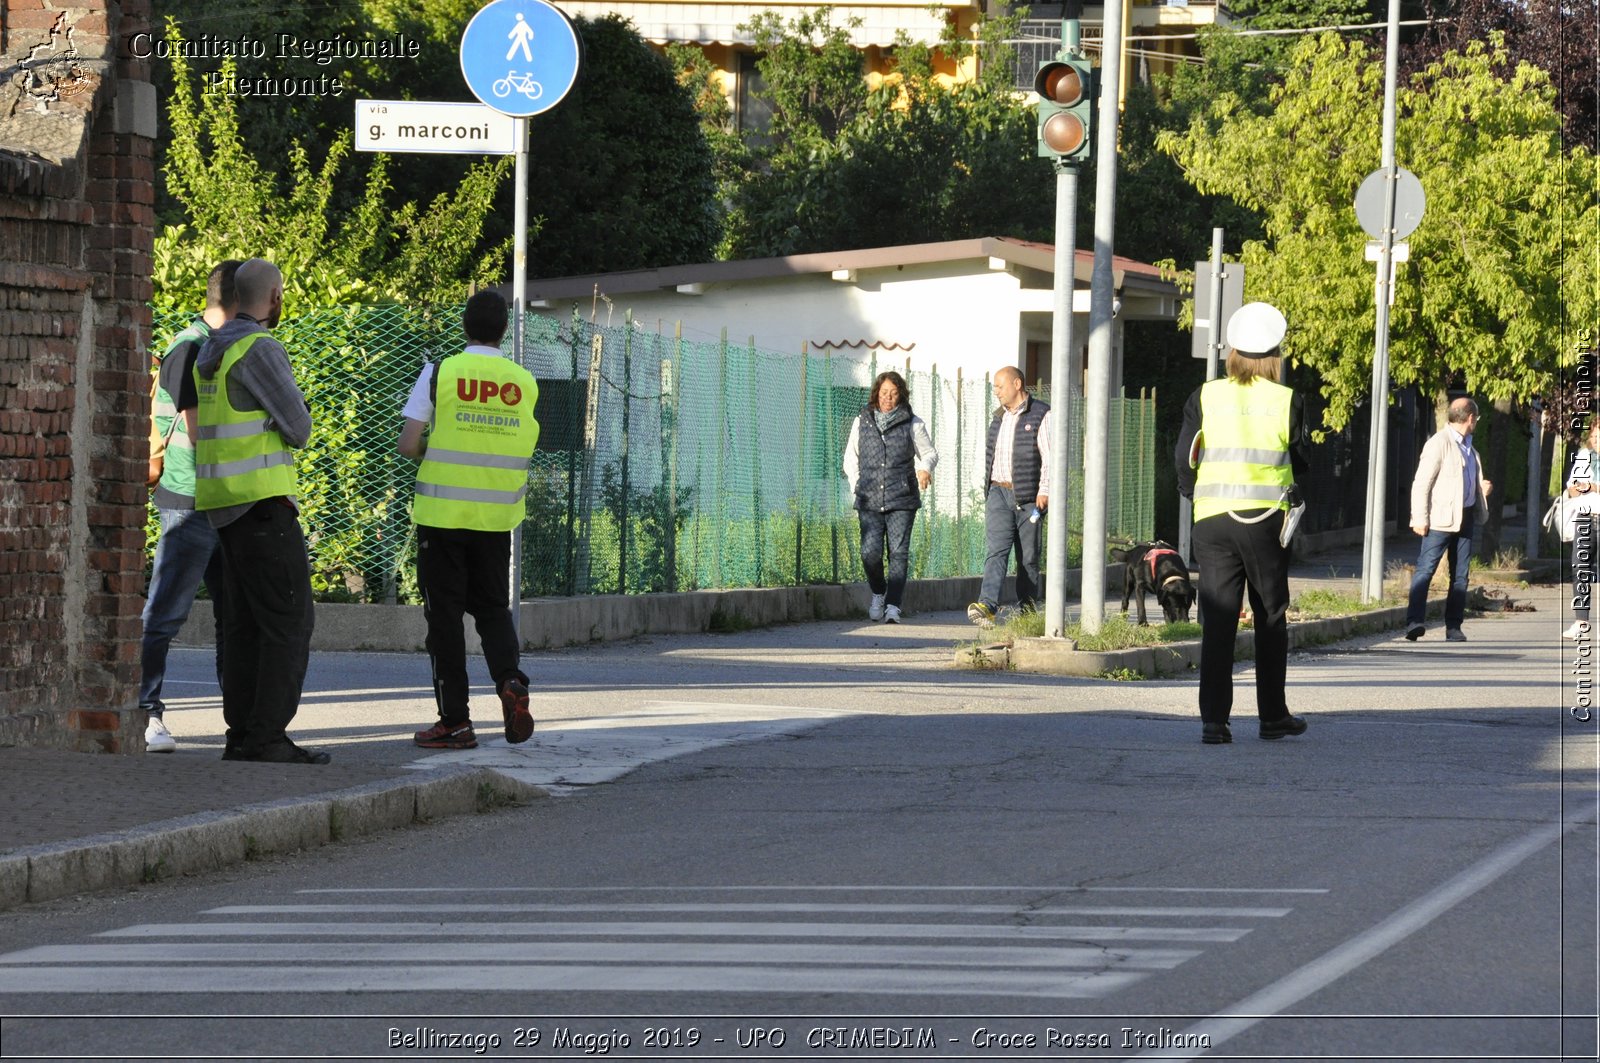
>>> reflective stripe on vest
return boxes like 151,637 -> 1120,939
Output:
1192,377 -> 1293,522
412,353 -> 540,532
193,332 -> 297,511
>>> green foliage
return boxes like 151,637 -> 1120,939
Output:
716,11 -> 1053,258
521,15 -> 718,276
154,20 -> 507,311
1159,32 -> 1599,430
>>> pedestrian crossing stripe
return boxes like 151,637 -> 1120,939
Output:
0,895 -> 1298,999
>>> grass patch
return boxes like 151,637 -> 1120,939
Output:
1097,666 -> 1146,681
1289,588 -> 1398,619
1067,614 -> 1203,652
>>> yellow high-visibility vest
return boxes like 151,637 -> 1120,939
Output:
193,332 -> 297,510
412,353 -> 539,532
1192,377 -> 1293,522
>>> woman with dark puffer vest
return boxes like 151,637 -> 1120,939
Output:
842,371 -> 938,623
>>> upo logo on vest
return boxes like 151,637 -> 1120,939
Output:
456,378 -> 522,406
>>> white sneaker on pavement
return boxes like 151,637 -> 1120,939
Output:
1565,620 -> 1589,641
144,716 -> 176,753
884,605 -> 902,624
868,593 -> 885,621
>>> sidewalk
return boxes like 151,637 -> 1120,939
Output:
0,538 -> 1566,910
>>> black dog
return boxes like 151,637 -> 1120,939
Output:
1111,540 -> 1195,625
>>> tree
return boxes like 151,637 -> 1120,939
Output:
713,10 -> 1056,257
1407,0 -> 1598,150
520,15 -> 719,276
1158,31 -> 1598,433
155,22 -> 508,310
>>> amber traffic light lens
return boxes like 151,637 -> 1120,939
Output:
1042,66 -> 1083,106
1041,112 -> 1085,155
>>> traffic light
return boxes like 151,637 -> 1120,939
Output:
1034,57 -> 1094,164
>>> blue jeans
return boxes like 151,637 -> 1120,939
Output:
1407,510 -> 1475,629
139,507 -> 227,716
858,508 -> 916,608
979,485 -> 1042,610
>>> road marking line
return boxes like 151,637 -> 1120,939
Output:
0,964 -> 1149,998
294,885 -> 1330,894
0,942 -> 1201,969
1132,802 -> 1599,1062
203,902 -> 1292,918
96,921 -> 1253,943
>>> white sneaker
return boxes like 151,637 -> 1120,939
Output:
868,593 -> 885,621
144,716 -> 176,753
884,605 -> 902,624
1565,620 -> 1589,641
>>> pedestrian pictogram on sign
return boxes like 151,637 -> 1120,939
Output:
460,0 -> 581,119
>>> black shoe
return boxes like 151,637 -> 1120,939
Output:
1445,628 -> 1467,642
1259,714 -> 1308,740
1404,624 -> 1424,641
1201,722 -> 1232,745
237,740 -> 331,764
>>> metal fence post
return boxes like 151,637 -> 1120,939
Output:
794,343 -> 809,585
748,336 -> 763,585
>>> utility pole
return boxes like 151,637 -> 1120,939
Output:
1078,0 -> 1127,634
1359,0 -> 1405,602
1040,14 -> 1088,640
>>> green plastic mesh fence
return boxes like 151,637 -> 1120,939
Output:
152,306 -> 1155,601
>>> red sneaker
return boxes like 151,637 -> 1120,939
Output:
413,720 -> 477,749
499,679 -> 534,744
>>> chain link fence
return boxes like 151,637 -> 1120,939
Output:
152,306 -> 1156,602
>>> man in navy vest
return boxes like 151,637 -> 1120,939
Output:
969,366 -> 1052,626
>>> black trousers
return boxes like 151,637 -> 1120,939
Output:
416,524 -> 523,725
216,499 -> 315,754
1193,510 -> 1291,725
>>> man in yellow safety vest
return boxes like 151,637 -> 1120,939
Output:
398,291 -> 540,750
193,258 -> 328,764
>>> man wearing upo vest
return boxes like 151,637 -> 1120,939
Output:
398,291 -> 539,750
1174,302 -> 1311,746
193,258 -> 328,764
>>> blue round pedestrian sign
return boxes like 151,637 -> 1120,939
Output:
460,0 -> 581,118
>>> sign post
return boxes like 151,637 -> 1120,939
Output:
461,0 -> 582,632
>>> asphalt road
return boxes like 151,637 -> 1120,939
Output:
0,595 -> 1593,1062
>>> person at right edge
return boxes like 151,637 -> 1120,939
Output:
194,258 -> 328,764
1175,302 -> 1310,746
398,291 -> 539,750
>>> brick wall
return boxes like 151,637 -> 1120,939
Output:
0,0 -> 155,753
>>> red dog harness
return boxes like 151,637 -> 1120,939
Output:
1145,547 -> 1186,588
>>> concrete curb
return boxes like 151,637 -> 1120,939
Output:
174,568 -> 1127,654
0,767 -> 544,911
983,598 -> 1447,677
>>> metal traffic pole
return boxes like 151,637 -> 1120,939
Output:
510,115 -> 528,639
1043,19 -> 1084,640
1360,0 -> 1404,603
1078,0 -> 1127,634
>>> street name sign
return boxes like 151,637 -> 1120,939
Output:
459,0 -> 581,118
354,99 -> 517,154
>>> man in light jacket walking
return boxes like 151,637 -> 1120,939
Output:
1406,397 -> 1492,642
